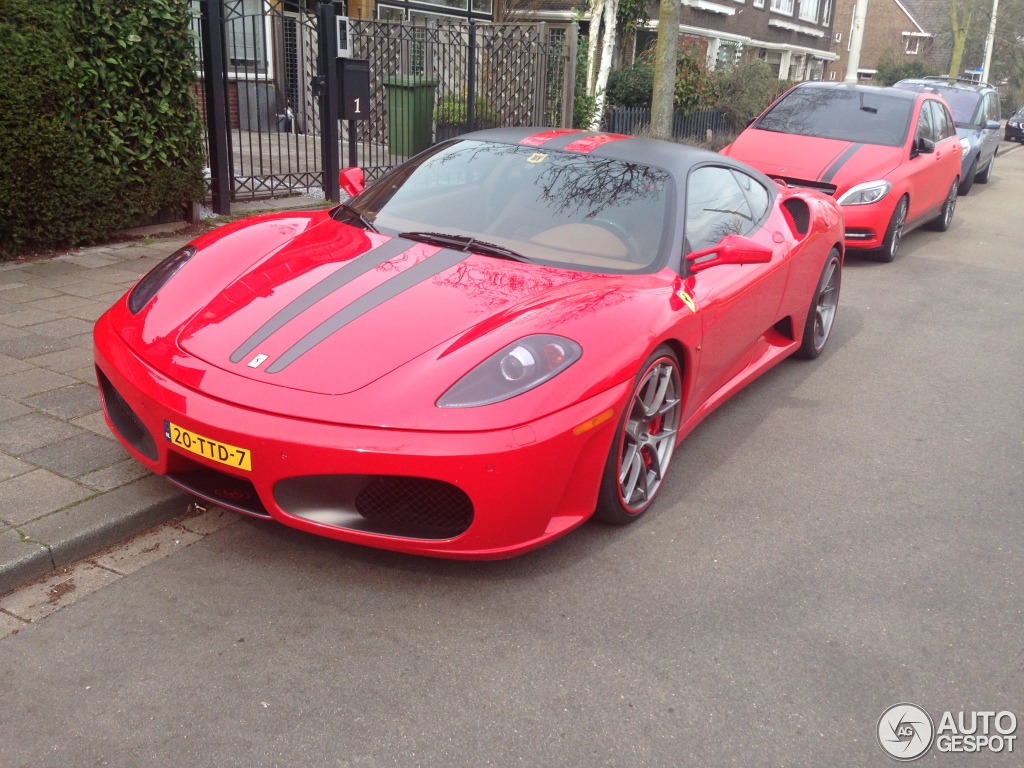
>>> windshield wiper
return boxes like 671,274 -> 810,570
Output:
399,231 -> 531,263
334,202 -> 378,233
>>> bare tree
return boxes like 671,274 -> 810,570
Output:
649,0 -> 678,139
948,0 -> 980,78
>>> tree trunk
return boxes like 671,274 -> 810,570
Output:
586,0 -> 605,95
590,0 -> 619,128
650,0 -> 679,140
948,0 -> 977,79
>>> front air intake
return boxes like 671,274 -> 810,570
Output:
96,367 -> 158,461
355,476 -> 474,537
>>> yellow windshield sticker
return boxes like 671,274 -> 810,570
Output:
527,152 -> 548,164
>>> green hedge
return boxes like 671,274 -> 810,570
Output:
0,0 -> 205,255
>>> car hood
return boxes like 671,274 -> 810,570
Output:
724,129 -> 904,192
177,228 -> 601,396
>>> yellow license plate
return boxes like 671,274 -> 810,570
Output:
164,420 -> 252,471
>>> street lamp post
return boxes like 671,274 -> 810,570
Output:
844,0 -> 869,84
981,0 -> 1000,84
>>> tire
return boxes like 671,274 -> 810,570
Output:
958,158 -> 976,195
594,346 -> 682,525
976,152 -> 994,184
796,248 -> 842,360
872,196 -> 907,263
924,178 -> 958,232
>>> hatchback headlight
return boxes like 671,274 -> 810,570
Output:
437,334 -> 582,408
960,137 -> 971,153
837,180 -> 892,206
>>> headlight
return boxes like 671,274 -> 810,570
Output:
127,246 -> 197,314
837,180 -> 892,206
437,334 -> 582,408
959,137 -> 971,152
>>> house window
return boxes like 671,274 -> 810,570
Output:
224,0 -> 270,70
377,4 -> 405,20
770,0 -> 794,14
753,0 -> 765,6
905,37 -> 920,55
821,0 -> 831,24
798,0 -> 819,22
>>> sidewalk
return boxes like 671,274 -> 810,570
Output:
0,196 -> 330,595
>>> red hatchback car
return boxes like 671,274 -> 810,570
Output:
722,82 -> 962,262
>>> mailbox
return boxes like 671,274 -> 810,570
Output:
337,58 -> 370,121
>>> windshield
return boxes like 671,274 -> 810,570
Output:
346,140 -> 673,273
894,83 -> 983,125
755,87 -> 914,147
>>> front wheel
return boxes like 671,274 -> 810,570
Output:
873,196 -> 907,263
976,152 -> 994,184
958,158 -> 976,195
796,248 -> 842,360
594,346 -> 682,525
925,178 -> 958,232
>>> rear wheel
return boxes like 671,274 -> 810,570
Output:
872,196 -> 907,263
925,178 -> 958,232
594,346 -> 682,525
796,248 -> 842,360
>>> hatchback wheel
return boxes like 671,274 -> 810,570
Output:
873,196 -> 907,263
925,179 -> 958,232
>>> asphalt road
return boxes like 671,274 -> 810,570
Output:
1,146 -> 1022,768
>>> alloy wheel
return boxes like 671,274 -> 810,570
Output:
617,358 -> 682,512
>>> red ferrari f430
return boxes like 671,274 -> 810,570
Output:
95,129 -> 844,559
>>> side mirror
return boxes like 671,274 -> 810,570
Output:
914,137 -> 936,155
984,119 -> 1001,130
685,234 -> 773,273
339,167 -> 365,197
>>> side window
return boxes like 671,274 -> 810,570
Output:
685,167 -> 756,254
731,170 -> 771,224
915,101 -> 936,144
987,93 -> 1001,122
934,102 -> 956,140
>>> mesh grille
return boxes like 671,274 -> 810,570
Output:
356,476 -> 473,536
782,198 -> 811,235
96,367 -> 157,460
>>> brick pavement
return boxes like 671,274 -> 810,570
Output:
0,196 -> 329,595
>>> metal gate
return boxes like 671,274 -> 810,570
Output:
195,0 -> 576,210
346,19 -> 577,182
194,0 -> 328,211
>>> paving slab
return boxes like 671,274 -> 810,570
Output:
0,198 -> 326,596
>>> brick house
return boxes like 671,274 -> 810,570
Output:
826,0 -> 951,82
626,0 -> 839,79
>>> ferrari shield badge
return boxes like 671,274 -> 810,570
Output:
676,289 -> 696,314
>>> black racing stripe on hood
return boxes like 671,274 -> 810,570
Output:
821,143 -> 864,183
229,236 -> 412,365
265,248 -> 468,374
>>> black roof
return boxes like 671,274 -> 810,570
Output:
460,127 -> 763,185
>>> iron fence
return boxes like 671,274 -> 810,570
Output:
603,106 -> 738,142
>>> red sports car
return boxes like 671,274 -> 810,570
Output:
722,82 -> 962,262
94,128 -> 844,559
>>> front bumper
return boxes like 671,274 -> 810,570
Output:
1005,123 -> 1024,141
838,198 -> 896,251
94,315 -> 628,559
